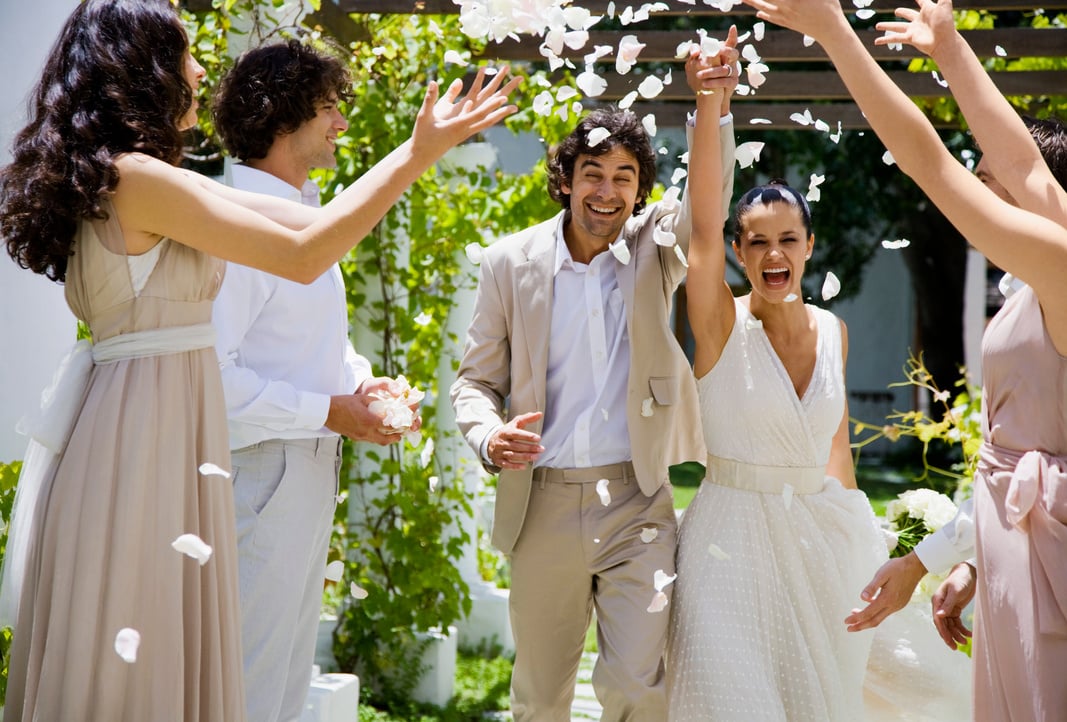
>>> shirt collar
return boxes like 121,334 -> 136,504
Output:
552,214 -> 625,276
230,163 -> 321,207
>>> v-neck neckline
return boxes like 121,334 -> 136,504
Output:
740,301 -> 822,405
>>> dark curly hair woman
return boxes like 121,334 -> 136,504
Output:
0,2 -> 519,719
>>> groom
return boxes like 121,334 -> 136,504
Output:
450,45 -> 739,721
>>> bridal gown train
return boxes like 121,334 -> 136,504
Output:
667,299 -> 886,722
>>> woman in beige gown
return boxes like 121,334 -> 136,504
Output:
743,0 -> 1067,718
0,1 -> 519,719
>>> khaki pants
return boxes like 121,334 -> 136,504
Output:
509,461 -> 678,722
232,436 -> 341,722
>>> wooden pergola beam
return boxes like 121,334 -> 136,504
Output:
331,0 -> 1067,14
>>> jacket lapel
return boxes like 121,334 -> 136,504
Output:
514,215 -> 560,412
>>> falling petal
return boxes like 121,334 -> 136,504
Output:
640,527 -> 659,543
789,109 -> 814,126
673,244 -> 689,268
707,542 -> 731,560
821,271 -> 841,301
675,39 -> 698,59
563,30 -> 589,50
697,29 -> 722,58
932,70 -> 948,88
420,437 -> 435,468
803,34 -> 815,47
563,5 -> 598,30
671,167 -> 688,185
429,475 -> 440,492
754,22 -> 766,41
619,90 -> 639,109
814,119 -> 829,132
556,86 -> 579,102
654,227 -> 676,247
198,463 -> 230,479
734,141 -> 765,169
641,397 -> 654,417
609,237 -> 631,264
856,8 -> 875,19
661,185 -> 682,211
807,173 -> 825,202
882,150 -> 896,166
115,628 -> 141,663
642,113 -> 657,137
587,126 -> 612,147
172,533 -> 213,566
881,238 -> 910,249
647,591 -> 669,613
532,89 -> 554,116
742,44 -> 762,63
746,62 -> 769,89
413,311 -> 432,326
653,569 -> 677,590
749,118 -> 772,125
443,49 -> 469,66
594,537 -> 601,543
782,483 -> 794,510
829,121 -> 843,144
995,45 -> 1007,57
325,560 -> 344,582
596,478 -> 612,506
783,293 -> 799,303
744,316 -> 763,330
576,70 -> 608,97
637,75 -> 665,99
658,147 -> 668,155
616,34 -> 646,74
350,582 -> 369,600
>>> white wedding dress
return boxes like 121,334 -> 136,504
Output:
667,299 -> 887,721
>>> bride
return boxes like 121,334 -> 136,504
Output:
665,49 -> 887,721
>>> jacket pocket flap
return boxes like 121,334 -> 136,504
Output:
649,376 -> 676,406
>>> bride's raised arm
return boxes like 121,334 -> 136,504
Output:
685,34 -> 741,378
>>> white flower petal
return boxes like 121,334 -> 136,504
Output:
198,462 -> 230,479
637,75 -> 665,99
783,293 -> 799,303
881,238 -> 910,249
742,43 -> 762,63
673,243 -> 689,268
749,118 -> 772,125
350,582 -> 369,600
594,537 -> 601,543
829,121 -> 843,144
587,126 -> 612,147
464,242 -> 484,265
556,86 -> 579,102
641,397 -> 654,417
814,118 -> 830,132
660,185 -> 681,212
114,627 -> 141,663
856,8 -> 875,19
596,478 -> 612,506
653,226 -> 676,247
532,89 -> 554,117
707,542 -> 731,560
172,533 -> 213,566
420,437 -> 435,468
640,527 -> 659,543
576,70 -> 608,97
995,44 -> 1007,57
609,237 -> 631,264
753,21 -> 766,41
642,113 -> 657,137
746,62 -> 769,89
413,311 -> 432,326
806,173 -> 825,202
932,70 -> 949,88
647,590 -> 669,613
443,49 -> 469,66
821,271 -> 841,300
789,109 -> 814,126
670,167 -> 688,185
803,34 -> 815,47
653,568 -> 677,591
618,90 -> 639,109
782,483 -> 794,510
734,141 -> 765,169
325,559 -> 345,582
882,150 -> 896,166
429,475 -> 439,492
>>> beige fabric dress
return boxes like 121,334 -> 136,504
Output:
973,284 -> 1067,722
5,206 -> 247,721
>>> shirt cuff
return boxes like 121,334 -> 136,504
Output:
479,424 -> 503,466
719,112 -> 733,126
914,530 -> 968,576
686,111 -> 734,128
298,391 -> 332,432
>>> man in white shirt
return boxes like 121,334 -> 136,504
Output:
211,40 -> 413,722
449,46 -> 739,721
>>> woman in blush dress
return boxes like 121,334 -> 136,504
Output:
0,2 -> 518,720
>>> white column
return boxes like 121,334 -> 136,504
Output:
0,1 -> 78,463
962,248 -> 987,387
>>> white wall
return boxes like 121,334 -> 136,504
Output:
0,1 -> 79,463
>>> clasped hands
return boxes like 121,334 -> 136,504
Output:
326,376 -> 422,446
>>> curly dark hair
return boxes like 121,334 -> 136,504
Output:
1023,115 -> 1067,192
212,39 -> 353,161
547,108 -> 657,216
733,179 -> 813,244
0,0 -> 193,282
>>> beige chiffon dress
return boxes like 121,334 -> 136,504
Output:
4,205 -> 247,721
973,284 -> 1067,721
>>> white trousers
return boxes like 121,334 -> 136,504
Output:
232,437 -> 341,722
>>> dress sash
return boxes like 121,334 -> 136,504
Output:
978,442 -> 1067,636
706,454 -> 828,495
0,323 -> 217,627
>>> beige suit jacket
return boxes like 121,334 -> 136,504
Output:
451,119 -> 736,554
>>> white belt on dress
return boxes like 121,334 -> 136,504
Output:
0,322 -> 217,628
706,454 -> 827,495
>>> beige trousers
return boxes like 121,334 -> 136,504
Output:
508,461 -> 678,722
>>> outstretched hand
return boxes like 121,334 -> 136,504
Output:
844,552 -> 927,631
412,66 -> 522,160
932,562 -> 976,649
875,0 -> 957,57
741,0 -> 850,43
